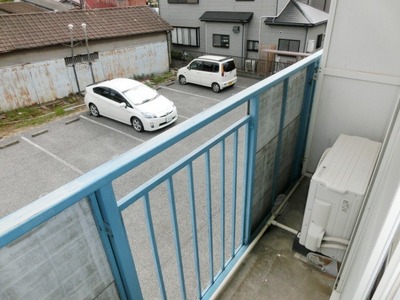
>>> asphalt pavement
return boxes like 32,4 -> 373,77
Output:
0,76 -> 261,299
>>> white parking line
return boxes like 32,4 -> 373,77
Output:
21,136 -> 84,175
80,115 -> 146,143
159,86 -> 220,102
235,84 -> 250,89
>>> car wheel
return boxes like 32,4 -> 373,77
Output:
179,75 -> 187,85
132,117 -> 144,132
212,83 -> 221,93
89,104 -> 100,117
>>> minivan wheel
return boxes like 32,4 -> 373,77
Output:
89,104 -> 100,117
132,117 -> 144,132
179,75 -> 187,85
212,83 -> 221,93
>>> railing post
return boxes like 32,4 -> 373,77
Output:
243,96 -> 259,244
90,184 -> 143,300
290,60 -> 320,182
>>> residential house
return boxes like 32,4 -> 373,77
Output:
159,0 -> 328,74
0,6 -> 172,111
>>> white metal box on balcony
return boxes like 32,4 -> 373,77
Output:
299,134 -> 381,261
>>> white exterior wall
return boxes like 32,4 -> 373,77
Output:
202,22 -> 247,58
306,0 -> 400,172
159,0 -> 287,56
304,0 -> 400,298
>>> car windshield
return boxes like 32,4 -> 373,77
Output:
123,85 -> 158,105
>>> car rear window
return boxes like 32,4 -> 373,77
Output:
223,60 -> 236,72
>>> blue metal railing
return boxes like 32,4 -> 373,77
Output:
0,51 -> 321,300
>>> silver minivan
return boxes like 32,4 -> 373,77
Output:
177,55 -> 237,93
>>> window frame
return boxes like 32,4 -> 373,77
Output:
316,34 -> 324,49
247,40 -> 259,52
213,34 -> 230,48
171,27 -> 200,47
278,39 -> 300,53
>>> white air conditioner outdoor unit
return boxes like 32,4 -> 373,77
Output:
245,59 -> 257,72
299,134 -> 381,261
307,39 -> 316,53
232,26 -> 240,33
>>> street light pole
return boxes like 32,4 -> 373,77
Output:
81,23 -> 95,83
68,24 -> 81,94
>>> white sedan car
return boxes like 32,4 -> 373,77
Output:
84,78 -> 178,132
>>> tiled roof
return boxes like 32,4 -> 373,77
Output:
0,2 -> 49,14
0,6 -> 173,54
265,0 -> 328,26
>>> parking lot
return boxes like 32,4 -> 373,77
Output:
0,75 -> 262,298
0,76 -> 261,218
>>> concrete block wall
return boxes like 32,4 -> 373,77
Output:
0,199 -> 118,299
252,68 -> 308,229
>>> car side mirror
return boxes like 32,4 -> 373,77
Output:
119,102 -> 127,108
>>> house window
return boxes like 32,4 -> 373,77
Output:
247,40 -> 259,52
213,34 -> 229,48
278,39 -> 300,52
65,52 -> 99,66
168,0 -> 198,3
316,34 -> 324,49
171,27 -> 200,47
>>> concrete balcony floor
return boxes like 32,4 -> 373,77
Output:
216,177 -> 337,300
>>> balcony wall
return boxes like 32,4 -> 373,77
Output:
0,52 -> 321,300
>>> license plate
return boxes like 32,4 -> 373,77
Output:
166,115 -> 172,122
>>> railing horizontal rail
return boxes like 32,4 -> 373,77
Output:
118,116 -> 251,211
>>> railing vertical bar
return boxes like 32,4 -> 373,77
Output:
231,130 -> 239,256
88,193 -> 128,300
240,124 -> 250,245
271,79 -> 289,206
187,163 -> 202,299
243,96 -> 259,244
143,193 -> 167,300
166,177 -> 187,300
205,150 -> 214,284
220,140 -> 226,270
95,184 -> 143,300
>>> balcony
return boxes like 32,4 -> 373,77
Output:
1,28 -> 400,297
0,52 -> 323,299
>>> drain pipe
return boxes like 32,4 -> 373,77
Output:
270,220 -> 299,235
211,177 -> 304,299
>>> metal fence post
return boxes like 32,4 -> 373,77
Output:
91,184 -> 143,300
243,96 -> 259,244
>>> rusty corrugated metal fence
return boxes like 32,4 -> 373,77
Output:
0,41 -> 169,112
